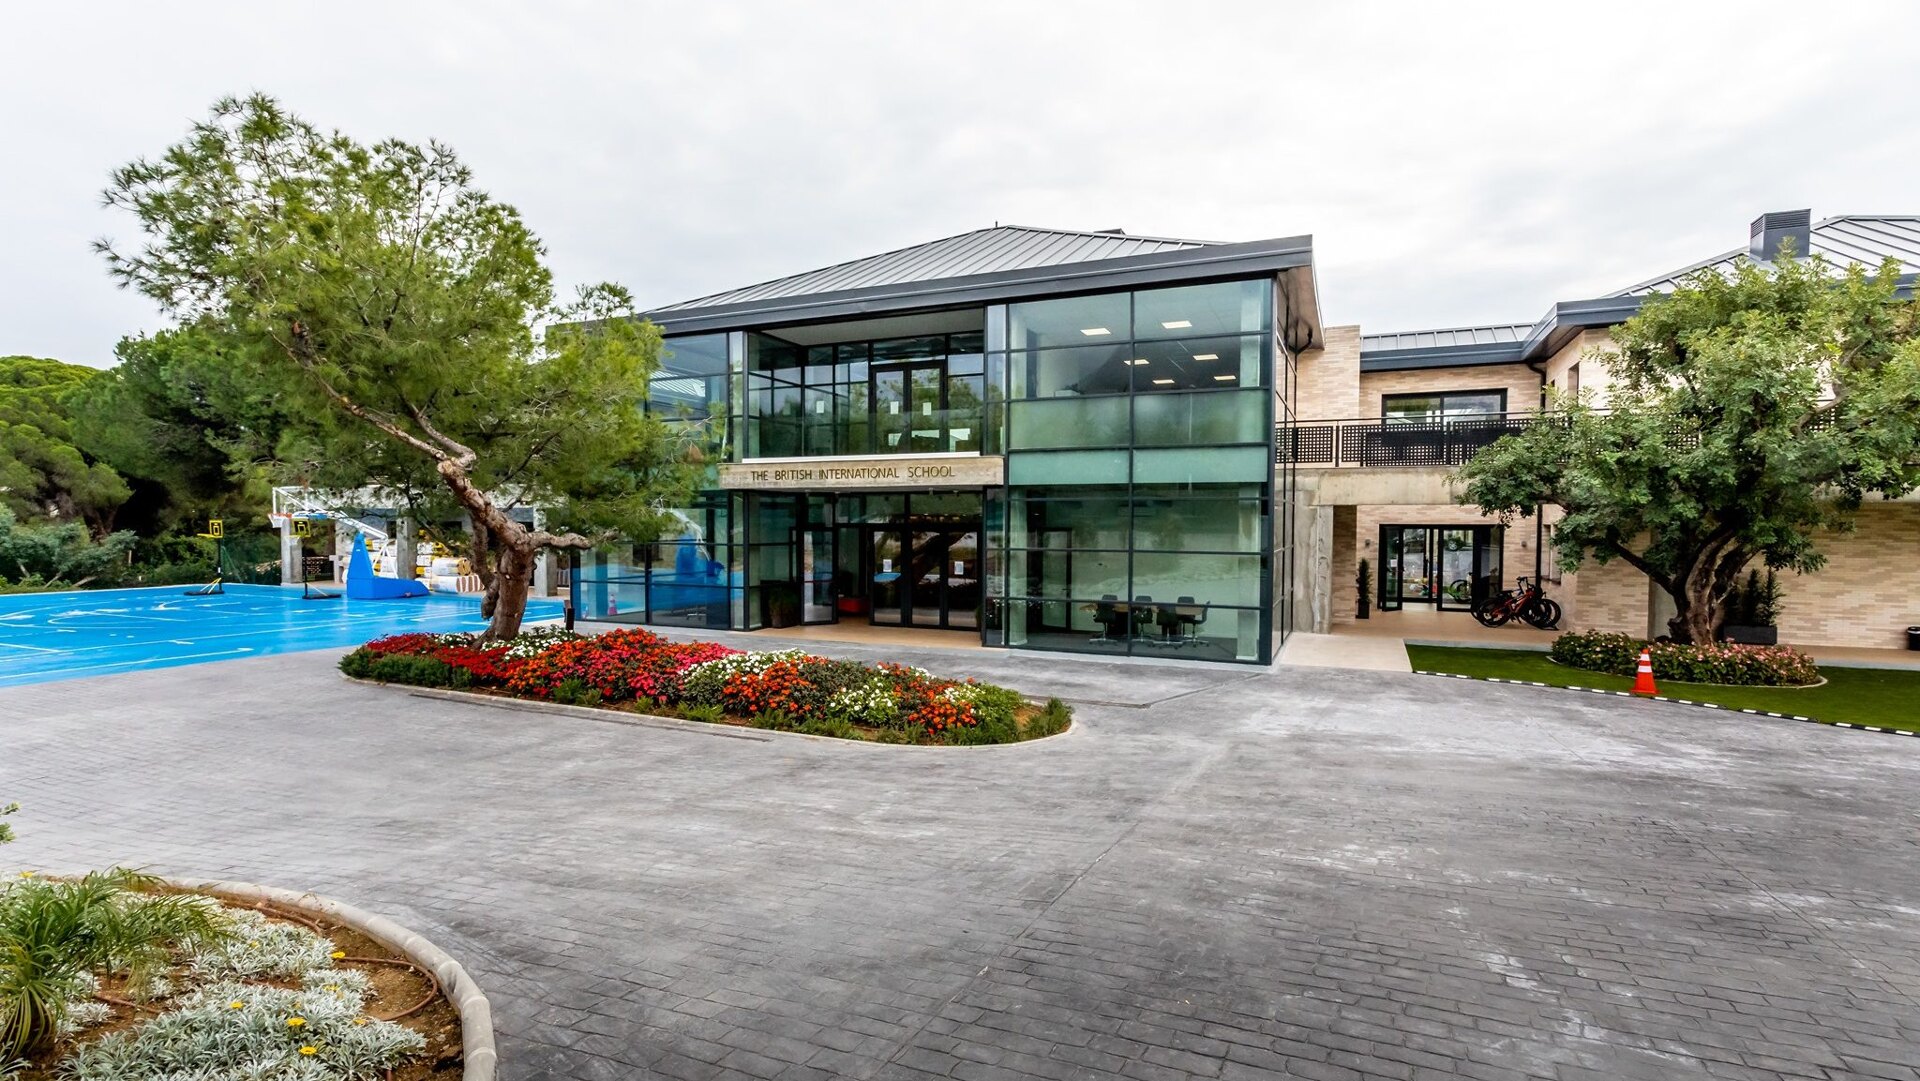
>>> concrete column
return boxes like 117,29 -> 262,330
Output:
1304,503 -> 1334,634
395,517 -> 417,579
279,518 -> 301,586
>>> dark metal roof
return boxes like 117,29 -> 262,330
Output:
644,227 -> 1320,350
1613,215 -> 1920,296
1359,324 -> 1531,353
650,226 -> 1218,314
1361,213 -> 1920,372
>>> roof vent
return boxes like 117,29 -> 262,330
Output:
1750,209 -> 1812,261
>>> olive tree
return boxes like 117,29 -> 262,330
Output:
99,95 -> 698,638
1457,250 -> 1920,643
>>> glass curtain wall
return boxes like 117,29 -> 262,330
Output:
743,330 -> 994,458
984,278 -> 1277,663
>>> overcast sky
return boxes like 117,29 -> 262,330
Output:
7,1 -> 1919,366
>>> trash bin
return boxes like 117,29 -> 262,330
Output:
1909,626 -> 1920,651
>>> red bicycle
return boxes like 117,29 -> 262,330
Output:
1471,576 -> 1561,629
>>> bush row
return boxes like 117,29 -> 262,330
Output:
1548,630 -> 1819,686
338,627 -> 1069,745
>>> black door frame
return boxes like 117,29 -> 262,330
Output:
864,520 -> 983,630
869,359 -> 947,455
1377,524 -> 1503,611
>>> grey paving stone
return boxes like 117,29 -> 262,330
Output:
4,645 -> 1920,1080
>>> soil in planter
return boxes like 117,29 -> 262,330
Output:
19,895 -> 462,1081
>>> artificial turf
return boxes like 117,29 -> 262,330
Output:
1403,645 -> 1920,733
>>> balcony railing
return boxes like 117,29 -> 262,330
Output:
1277,413 -> 1540,467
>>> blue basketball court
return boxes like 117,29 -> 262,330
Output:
0,584 -> 563,689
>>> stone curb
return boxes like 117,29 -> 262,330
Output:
359,678 -> 1077,749
169,878 -> 496,1081
1413,670 -> 1920,740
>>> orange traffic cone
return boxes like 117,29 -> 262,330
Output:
1631,648 -> 1658,696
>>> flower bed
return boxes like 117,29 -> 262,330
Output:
339,628 -> 1072,745
1,870 -> 456,1080
1548,630 -> 1819,687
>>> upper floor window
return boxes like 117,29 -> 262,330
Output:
1383,390 -> 1506,424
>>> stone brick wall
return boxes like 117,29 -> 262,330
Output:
1544,329 -> 1618,408
1566,503 -> 1920,648
1358,363 -> 1543,418
1295,325 -> 1361,420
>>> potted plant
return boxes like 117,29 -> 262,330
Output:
1356,557 -> 1371,620
764,581 -> 802,628
1721,568 -> 1780,646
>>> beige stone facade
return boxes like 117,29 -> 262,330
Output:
1296,326 -> 1915,650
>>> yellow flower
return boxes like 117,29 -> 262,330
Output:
17,871 -> 33,878
228,1000 -> 245,1009
354,1017 -> 370,1026
286,1017 -> 306,1028
299,1045 -> 317,1056
330,950 -> 345,959
247,941 -> 259,949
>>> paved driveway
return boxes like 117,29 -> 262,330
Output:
4,639 -> 1919,1081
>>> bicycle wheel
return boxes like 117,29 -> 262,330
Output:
1472,597 -> 1511,627
1522,597 -> 1562,630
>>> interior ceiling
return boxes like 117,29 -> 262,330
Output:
761,307 -> 985,346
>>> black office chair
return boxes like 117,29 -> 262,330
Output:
1172,595 -> 1206,646
1091,594 -> 1124,642
1131,595 -> 1159,642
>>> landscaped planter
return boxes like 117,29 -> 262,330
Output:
1,872 -> 489,1081
1720,624 -> 1779,646
338,627 -> 1072,746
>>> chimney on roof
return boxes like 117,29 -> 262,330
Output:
1750,209 -> 1812,262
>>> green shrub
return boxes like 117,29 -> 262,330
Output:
0,801 -> 15,845
798,715 -> 856,739
750,709 -> 796,730
337,648 -> 375,679
1549,630 -> 1817,686
551,677 -> 603,707
361,652 -> 459,688
1028,698 -> 1074,739
684,704 -> 724,724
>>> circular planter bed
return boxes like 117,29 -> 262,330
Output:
339,628 -> 1073,746
4,872 -> 484,1080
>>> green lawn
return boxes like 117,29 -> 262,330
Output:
1404,645 -> 1920,733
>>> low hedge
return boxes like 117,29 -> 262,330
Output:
339,628 -> 1069,745
1549,630 -> 1819,687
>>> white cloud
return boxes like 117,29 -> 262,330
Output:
4,0 -> 1917,365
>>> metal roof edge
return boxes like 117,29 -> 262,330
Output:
1358,345 -> 1529,372
647,234 -> 1314,335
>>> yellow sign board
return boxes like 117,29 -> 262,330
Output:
293,518 -> 312,539
205,518 -> 224,539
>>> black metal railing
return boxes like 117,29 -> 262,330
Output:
1278,413 -> 1538,467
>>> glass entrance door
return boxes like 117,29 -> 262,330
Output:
1378,525 -> 1504,611
866,523 -> 982,629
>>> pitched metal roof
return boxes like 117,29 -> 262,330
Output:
1612,215 -> 1920,296
650,225 -> 1219,314
1359,323 -> 1532,353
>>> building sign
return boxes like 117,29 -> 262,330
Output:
719,455 -> 1005,491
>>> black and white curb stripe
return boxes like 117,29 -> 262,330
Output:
1414,671 -> 1920,740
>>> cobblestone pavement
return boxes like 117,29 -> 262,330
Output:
4,638 -> 1919,1081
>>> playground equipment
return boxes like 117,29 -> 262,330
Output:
344,536 -> 427,600
183,519 -> 227,596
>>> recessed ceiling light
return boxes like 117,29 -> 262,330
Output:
1191,353 -> 1219,361
1080,327 -> 1111,336
1213,374 -> 1237,381
1151,378 -> 1175,385
1125,358 -> 1149,366
1161,320 -> 1192,329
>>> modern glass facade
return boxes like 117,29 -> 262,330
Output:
575,272 -> 1298,665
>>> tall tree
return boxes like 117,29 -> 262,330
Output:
1458,251 -> 1920,643
98,95 -> 698,638
0,356 -> 130,535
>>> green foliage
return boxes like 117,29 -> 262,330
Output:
98,94 -> 703,639
1457,250 -> 1920,642
0,869 -> 232,1060
0,507 -> 137,589
550,677 -> 603,707
344,651 -> 463,688
0,803 -> 15,846
1549,630 -> 1818,686
1030,698 -> 1074,739
1727,568 -> 1782,628
750,709 -> 796,730
684,704 -> 724,724
0,357 -> 130,537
